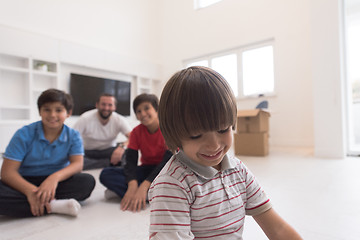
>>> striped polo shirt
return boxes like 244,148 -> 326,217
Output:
148,150 -> 272,239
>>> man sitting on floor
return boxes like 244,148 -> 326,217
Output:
73,93 -> 132,170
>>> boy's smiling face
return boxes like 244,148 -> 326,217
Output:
39,101 -> 70,131
181,126 -> 233,171
135,101 -> 158,128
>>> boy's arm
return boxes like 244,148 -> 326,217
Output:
1,158 -> 37,196
253,208 -> 302,240
120,148 -> 140,211
150,231 -> 194,240
145,150 -> 173,183
149,174 -> 194,239
127,150 -> 173,212
0,158 -> 43,216
124,148 -> 139,182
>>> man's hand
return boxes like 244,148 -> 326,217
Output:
110,146 -> 125,165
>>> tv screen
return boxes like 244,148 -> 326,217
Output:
70,73 -> 131,116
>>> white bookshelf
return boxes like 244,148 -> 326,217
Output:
136,76 -> 152,95
0,53 -> 59,122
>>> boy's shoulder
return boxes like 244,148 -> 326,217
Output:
153,153 -> 196,185
225,154 -> 247,170
61,124 -> 81,139
158,154 -> 189,177
132,123 -> 145,132
156,153 -> 246,181
7,121 -> 42,148
17,121 -> 41,136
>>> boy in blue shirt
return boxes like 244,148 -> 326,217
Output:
0,89 -> 95,217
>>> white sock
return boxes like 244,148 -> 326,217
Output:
49,199 -> 81,217
104,189 -> 119,200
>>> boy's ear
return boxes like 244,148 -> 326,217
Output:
67,109 -> 73,117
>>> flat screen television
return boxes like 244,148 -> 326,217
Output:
70,73 -> 131,116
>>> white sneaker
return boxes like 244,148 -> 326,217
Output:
104,189 -> 119,200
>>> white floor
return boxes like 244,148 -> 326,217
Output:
1,147 -> 360,240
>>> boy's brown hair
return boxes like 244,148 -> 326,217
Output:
159,66 -> 237,152
133,93 -> 159,113
37,88 -> 74,113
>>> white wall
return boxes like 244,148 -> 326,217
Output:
0,0 -> 347,157
0,0 -> 162,65
0,0 -> 162,152
310,0 -> 346,158
159,0 -> 314,148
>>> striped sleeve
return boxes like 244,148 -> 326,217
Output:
240,162 -> 272,216
148,171 -> 194,239
149,231 -> 194,240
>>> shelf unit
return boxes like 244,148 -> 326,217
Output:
136,76 -> 152,95
0,53 -> 58,122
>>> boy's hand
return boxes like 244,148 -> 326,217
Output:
35,175 -> 58,206
253,208 -> 302,239
121,189 -> 147,212
132,186 -> 148,211
120,180 -> 150,212
120,185 -> 137,211
27,189 -> 45,216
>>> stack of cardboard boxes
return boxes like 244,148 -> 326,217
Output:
233,109 -> 270,156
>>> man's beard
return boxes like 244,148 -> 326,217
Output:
99,110 -> 112,120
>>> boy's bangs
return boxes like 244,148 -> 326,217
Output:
180,76 -> 236,137
183,103 -> 234,136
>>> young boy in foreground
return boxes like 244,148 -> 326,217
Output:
148,66 -> 302,239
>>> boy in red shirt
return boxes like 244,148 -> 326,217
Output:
100,93 -> 172,212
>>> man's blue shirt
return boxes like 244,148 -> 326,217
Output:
4,121 -> 84,176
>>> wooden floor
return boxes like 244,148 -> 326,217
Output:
1,147 -> 360,240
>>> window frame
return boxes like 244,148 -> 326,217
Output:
183,39 -> 276,99
194,0 -> 223,10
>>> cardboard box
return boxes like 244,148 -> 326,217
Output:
234,132 -> 269,156
237,109 -> 270,133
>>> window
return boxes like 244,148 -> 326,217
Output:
242,46 -> 274,96
344,0 -> 360,154
184,42 -> 275,98
187,60 -> 208,68
211,54 -> 238,96
194,0 -> 222,10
